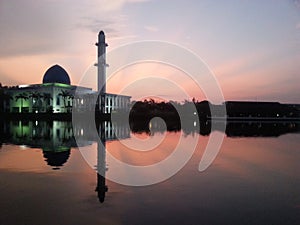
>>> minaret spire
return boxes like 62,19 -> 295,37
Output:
95,30 -> 108,93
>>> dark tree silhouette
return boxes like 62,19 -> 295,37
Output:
58,90 -> 73,112
0,86 -> 11,112
15,93 -> 28,113
42,93 -> 53,113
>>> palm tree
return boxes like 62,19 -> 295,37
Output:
42,93 -> 53,113
29,91 -> 43,102
42,93 -> 53,104
58,90 -> 73,112
29,91 -> 43,112
58,90 -> 70,108
15,93 -> 28,113
67,95 -> 75,112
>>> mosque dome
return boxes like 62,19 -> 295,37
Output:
42,64 -> 71,85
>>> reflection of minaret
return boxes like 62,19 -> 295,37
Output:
95,122 -> 108,203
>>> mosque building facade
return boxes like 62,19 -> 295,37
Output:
5,31 -> 131,114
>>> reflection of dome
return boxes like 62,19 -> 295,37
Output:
42,64 -> 71,85
43,150 -> 71,168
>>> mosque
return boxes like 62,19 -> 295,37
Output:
6,31 -> 131,114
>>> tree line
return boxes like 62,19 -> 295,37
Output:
0,83 -> 74,113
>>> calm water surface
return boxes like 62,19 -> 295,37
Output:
0,121 -> 299,225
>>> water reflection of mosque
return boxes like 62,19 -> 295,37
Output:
0,120 -> 130,203
3,119 -> 299,161
1,119 -> 299,203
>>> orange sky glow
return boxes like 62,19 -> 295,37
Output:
0,0 -> 299,103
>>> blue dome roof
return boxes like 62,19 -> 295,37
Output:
43,65 -> 71,85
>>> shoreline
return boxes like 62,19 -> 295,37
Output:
0,112 -> 299,122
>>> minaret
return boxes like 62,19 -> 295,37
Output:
95,31 -> 108,93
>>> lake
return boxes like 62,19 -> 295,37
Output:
0,120 -> 299,225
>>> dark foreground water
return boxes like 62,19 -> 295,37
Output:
0,121 -> 299,225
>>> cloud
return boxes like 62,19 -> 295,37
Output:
294,0 -> 300,8
144,25 -> 159,32
0,0 -> 80,57
76,17 -> 117,34
99,0 -> 149,11
296,22 -> 300,29
0,0 -> 149,58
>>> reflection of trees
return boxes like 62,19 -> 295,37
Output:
1,120 -> 76,149
43,121 -> 52,140
225,122 -> 300,137
0,119 -> 10,147
61,123 -> 74,144
130,119 -> 300,138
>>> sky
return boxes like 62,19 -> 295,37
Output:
0,0 -> 299,103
